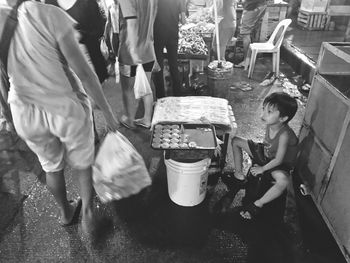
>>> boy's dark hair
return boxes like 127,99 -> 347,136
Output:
263,92 -> 298,123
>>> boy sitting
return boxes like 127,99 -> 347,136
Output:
218,92 -> 298,220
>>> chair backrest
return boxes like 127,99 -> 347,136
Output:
267,19 -> 292,49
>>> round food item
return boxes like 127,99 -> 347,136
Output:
170,138 -> 179,143
169,143 -> 179,148
188,141 -> 197,148
171,125 -> 180,129
154,124 -> 163,130
161,142 -> 170,148
179,143 -> 189,148
162,133 -> 172,139
162,129 -> 171,134
171,133 -> 180,139
172,128 -> 180,133
162,138 -> 171,143
153,131 -> 162,138
152,142 -> 161,148
152,137 -> 162,144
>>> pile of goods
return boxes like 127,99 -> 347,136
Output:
178,31 -> 209,56
186,7 -> 214,24
177,8 -> 215,56
180,22 -> 215,38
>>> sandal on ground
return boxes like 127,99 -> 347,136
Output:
60,198 -> 82,227
240,202 -> 262,220
221,173 -> 247,191
134,118 -> 151,129
120,115 -> 136,129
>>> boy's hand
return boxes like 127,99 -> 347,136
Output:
250,164 -> 264,176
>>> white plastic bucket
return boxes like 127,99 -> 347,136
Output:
164,156 -> 211,207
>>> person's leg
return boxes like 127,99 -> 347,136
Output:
236,7 -> 266,67
240,170 -> 289,219
75,167 -> 95,234
166,40 -> 181,96
231,136 -> 252,180
46,170 -> 77,225
153,39 -> 166,98
242,33 -> 251,62
120,66 -> 138,128
254,170 -> 289,208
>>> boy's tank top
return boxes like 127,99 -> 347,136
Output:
263,124 -> 298,166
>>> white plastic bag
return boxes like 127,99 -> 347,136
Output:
93,131 -> 152,203
133,64 -> 152,99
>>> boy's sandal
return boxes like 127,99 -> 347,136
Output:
240,202 -> 262,220
60,198 -> 82,227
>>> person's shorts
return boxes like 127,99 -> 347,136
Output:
247,139 -> 292,175
10,100 -> 94,173
119,61 -> 154,77
240,5 -> 267,35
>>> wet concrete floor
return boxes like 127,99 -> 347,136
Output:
0,56 -> 346,263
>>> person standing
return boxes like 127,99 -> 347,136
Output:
212,0 -> 237,61
153,0 -> 186,98
235,0 -> 267,68
118,0 -> 158,129
45,0 -> 109,84
1,0 -> 119,235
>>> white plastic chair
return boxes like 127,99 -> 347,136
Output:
244,19 -> 292,78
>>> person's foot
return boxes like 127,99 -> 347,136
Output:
134,118 -> 151,129
259,72 -> 276,86
234,61 -> 245,68
59,199 -> 82,226
81,210 -> 96,237
120,115 -> 136,129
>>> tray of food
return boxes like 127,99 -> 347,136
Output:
151,123 -> 217,150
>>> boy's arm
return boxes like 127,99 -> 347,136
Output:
251,131 -> 289,175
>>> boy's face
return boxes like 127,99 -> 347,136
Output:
261,104 -> 286,125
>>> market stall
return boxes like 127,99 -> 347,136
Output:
150,96 -> 237,206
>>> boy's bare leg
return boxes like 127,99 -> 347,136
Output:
231,136 -> 252,180
241,170 -> 289,219
75,167 -> 95,235
255,171 -> 289,207
46,170 -> 75,225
